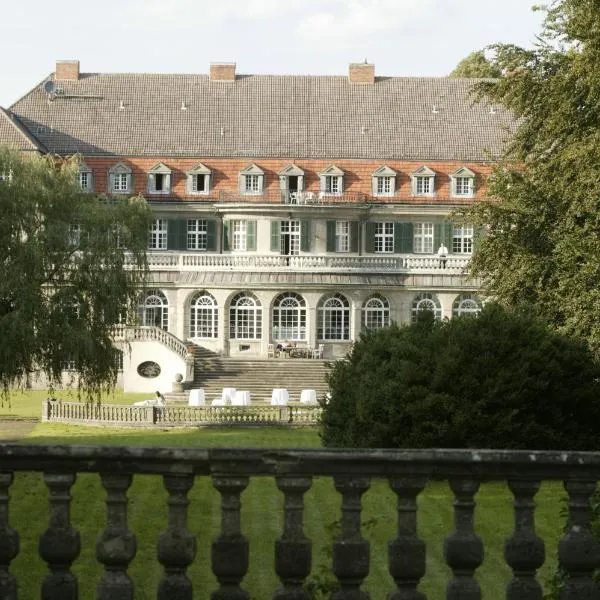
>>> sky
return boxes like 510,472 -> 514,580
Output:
1,0 -> 544,108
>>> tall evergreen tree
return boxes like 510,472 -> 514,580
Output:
466,0 -> 600,357
0,148 -> 151,399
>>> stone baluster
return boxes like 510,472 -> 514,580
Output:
0,473 -> 18,600
211,475 -> 250,600
157,474 -> 196,600
96,473 -> 136,600
504,480 -> 544,600
558,480 -> 600,599
387,477 -> 427,600
39,473 -> 80,600
332,476 -> 371,600
444,478 -> 483,600
273,475 -> 313,600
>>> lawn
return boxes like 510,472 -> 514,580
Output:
2,412 -> 565,599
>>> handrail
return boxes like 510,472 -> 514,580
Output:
112,325 -> 189,360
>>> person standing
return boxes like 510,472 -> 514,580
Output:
437,243 -> 448,268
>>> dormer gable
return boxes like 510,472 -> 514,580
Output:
452,167 -> 476,178
187,162 -> 212,194
411,165 -> 436,177
372,165 -> 397,196
240,163 -> 264,175
373,165 -> 396,177
148,162 -> 172,174
108,162 -> 132,174
187,162 -> 212,175
319,165 -> 344,176
278,164 -> 304,177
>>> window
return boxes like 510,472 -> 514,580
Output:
362,295 -> 390,330
413,223 -> 434,253
375,222 -> 394,253
272,293 -> 307,341
148,219 -> 168,250
187,162 -> 212,195
148,163 -> 172,195
451,167 -> 476,198
240,164 -> 264,195
229,292 -> 262,340
187,219 -> 208,251
190,292 -> 218,338
335,221 -> 350,253
453,293 -> 481,317
109,163 -> 132,194
452,224 -> 474,253
411,166 -> 435,197
411,293 -> 442,322
138,290 -> 168,330
280,220 -> 301,255
114,173 -> 128,191
78,171 -> 92,191
319,165 -> 344,195
232,221 -> 247,251
372,166 -> 397,196
318,293 -> 350,340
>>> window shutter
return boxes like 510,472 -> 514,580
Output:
108,173 -> 115,193
167,219 -> 178,250
177,219 -> 187,250
473,225 -> 485,250
390,175 -> 396,195
393,223 -> 402,254
326,221 -> 336,252
398,222 -> 413,253
279,176 -> 287,191
297,175 -> 304,192
411,176 -> 417,195
350,221 -> 359,253
246,221 -> 257,251
206,220 -> 217,251
271,221 -> 281,252
164,173 -> 171,193
126,174 -> 133,193
434,223 -> 443,249
186,175 -> 192,194
301,220 -> 310,252
338,176 -> 344,194
444,223 -> 453,251
148,173 -> 156,193
365,222 -> 375,253
319,175 -> 326,192
429,176 -> 435,195
239,174 -> 245,194
468,177 -> 475,195
258,175 -> 264,193
223,221 -> 230,251
205,174 -> 211,193
372,177 -> 378,196
87,173 -> 94,192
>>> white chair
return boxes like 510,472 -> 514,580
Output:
303,192 -> 315,204
289,192 -> 298,205
232,390 -> 251,406
300,389 -> 318,404
267,343 -> 276,358
188,388 -> 205,406
271,388 -> 289,405
313,344 -> 324,359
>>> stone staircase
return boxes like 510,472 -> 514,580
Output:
168,345 -> 332,405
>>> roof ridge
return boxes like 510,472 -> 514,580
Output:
0,107 -> 46,152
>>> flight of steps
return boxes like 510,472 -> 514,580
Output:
169,345 -> 332,405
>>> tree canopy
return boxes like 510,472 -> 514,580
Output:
449,50 -> 502,78
465,0 -> 600,357
0,148 -> 152,399
320,305 -> 600,450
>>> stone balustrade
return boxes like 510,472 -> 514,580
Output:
112,325 -> 189,360
0,446 -> 599,599
42,401 -> 322,426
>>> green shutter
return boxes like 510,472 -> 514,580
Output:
301,220 -> 310,252
445,222 -> 453,253
206,220 -> 217,251
167,219 -> 178,250
178,219 -> 187,250
398,222 -> 413,253
350,221 -> 359,253
434,223 -> 443,251
271,221 -> 281,252
365,222 -> 376,253
393,222 -> 401,254
223,221 -> 230,251
246,220 -> 256,251
326,221 -> 336,252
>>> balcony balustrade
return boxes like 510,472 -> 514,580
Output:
0,445 -> 599,599
137,252 -> 471,273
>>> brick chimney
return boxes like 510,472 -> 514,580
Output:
210,63 -> 236,82
348,62 -> 375,84
55,60 -> 80,81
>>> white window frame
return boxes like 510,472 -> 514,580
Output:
187,219 -> 208,251
375,222 -> 394,253
335,221 -> 350,253
229,293 -> 262,340
414,176 -> 433,196
318,293 -> 350,341
139,290 -> 169,330
413,223 -> 434,254
232,220 -> 248,252
376,176 -> 393,196
272,293 -> 307,342
243,174 -> 262,195
78,171 -> 92,192
190,292 -> 218,338
451,168 -> 476,198
453,293 -> 481,317
148,170 -> 171,195
362,295 -> 390,331
113,172 -> 129,192
148,219 -> 168,250
324,175 -> 341,194
411,293 -> 442,322
191,173 -> 209,194
452,224 -> 474,253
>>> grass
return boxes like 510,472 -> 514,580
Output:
1,408 -> 566,599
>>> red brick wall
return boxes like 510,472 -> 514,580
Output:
55,61 -> 80,81
348,63 -> 375,84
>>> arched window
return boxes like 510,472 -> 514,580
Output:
139,289 -> 168,330
272,293 -> 307,341
229,292 -> 262,340
452,293 -> 482,317
318,293 -> 350,340
411,292 -> 442,322
362,294 -> 390,330
190,292 -> 218,338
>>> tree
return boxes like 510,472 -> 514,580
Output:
449,50 -> 502,78
465,0 -> 600,358
320,305 -> 600,450
0,147 -> 152,399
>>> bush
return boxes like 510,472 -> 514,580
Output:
321,305 -> 600,450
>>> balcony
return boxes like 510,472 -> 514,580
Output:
141,252 -> 471,273
0,445 -> 598,599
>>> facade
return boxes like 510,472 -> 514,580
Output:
0,59 -> 512,380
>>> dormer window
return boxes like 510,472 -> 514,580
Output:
451,167 -> 476,198
187,162 -> 212,195
278,164 -> 304,201
148,163 -> 172,195
319,165 -> 344,195
372,166 -> 397,197
108,162 -> 133,195
411,166 -> 436,197
239,164 -> 264,195
78,161 -> 93,192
